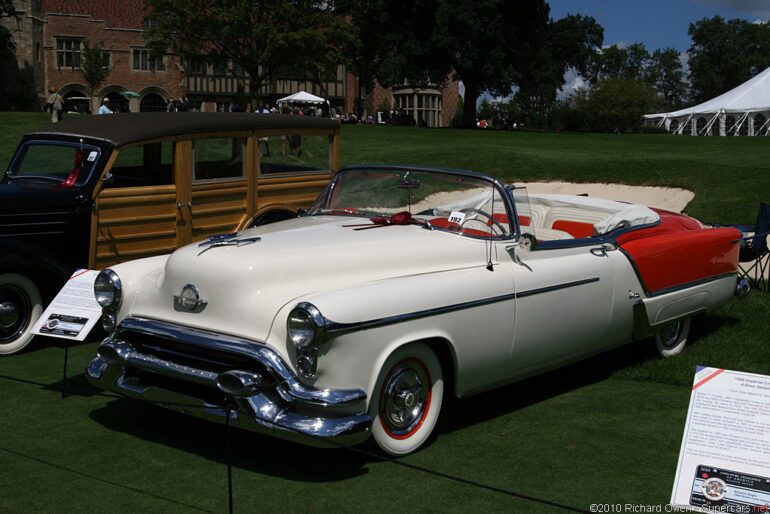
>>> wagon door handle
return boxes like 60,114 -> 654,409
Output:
590,243 -> 617,257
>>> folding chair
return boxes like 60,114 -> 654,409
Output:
733,203 -> 770,292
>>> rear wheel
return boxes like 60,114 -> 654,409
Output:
370,343 -> 443,456
0,273 -> 43,355
654,318 -> 691,357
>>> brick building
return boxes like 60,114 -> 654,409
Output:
2,0 -> 459,126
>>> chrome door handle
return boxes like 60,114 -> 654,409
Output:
590,243 -> 617,257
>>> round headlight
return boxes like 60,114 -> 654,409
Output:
94,269 -> 122,309
287,308 -> 316,349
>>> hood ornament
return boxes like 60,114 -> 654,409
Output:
174,284 -> 207,312
197,233 -> 261,255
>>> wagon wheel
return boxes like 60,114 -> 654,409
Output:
654,317 -> 691,358
458,208 -> 506,235
370,343 -> 443,456
0,273 -> 43,355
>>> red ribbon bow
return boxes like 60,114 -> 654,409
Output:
344,211 -> 419,230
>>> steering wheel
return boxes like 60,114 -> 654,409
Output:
458,208 -> 507,235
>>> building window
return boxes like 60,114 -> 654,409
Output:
189,58 -> 206,75
56,38 -> 82,69
132,49 -> 164,72
213,61 -> 227,76
393,88 -> 443,127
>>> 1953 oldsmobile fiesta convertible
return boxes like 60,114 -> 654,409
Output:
86,165 -> 747,455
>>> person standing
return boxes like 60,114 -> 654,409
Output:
46,88 -> 64,123
98,98 -> 113,115
255,100 -> 271,156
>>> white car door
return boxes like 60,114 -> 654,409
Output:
503,242 -> 618,375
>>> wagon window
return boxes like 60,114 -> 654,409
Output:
259,134 -> 330,174
193,137 -> 245,182
104,142 -> 173,188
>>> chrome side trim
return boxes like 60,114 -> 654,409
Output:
324,277 -> 600,333
647,272 -> 738,298
515,277 -> 600,299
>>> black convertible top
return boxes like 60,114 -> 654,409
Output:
29,112 -> 339,147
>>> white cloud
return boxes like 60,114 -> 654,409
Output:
557,67 -> 588,100
603,41 -> 628,49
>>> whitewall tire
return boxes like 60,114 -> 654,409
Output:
654,317 -> 691,358
370,343 -> 443,456
0,273 -> 43,355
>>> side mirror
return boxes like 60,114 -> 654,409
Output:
102,172 -> 114,184
506,233 -> 537,252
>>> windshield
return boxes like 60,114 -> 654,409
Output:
7,142 -> 101,186
310,168 -> 512,238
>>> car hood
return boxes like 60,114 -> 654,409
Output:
127,216 -> 492,343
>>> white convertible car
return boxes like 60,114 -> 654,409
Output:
87,165 -> 747,455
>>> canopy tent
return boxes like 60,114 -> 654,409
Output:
643,67 -> 770,136
276,91 -> 326,105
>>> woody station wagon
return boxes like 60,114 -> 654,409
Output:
0,112 -> 340,354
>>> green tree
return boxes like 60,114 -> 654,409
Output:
645,48 -> 687,109
0,0 -> 15,17
144,0 -> 355,104
79,41 -> 111,95
432,0 -> 550,128
514,13 -> 603,128
587,43 -> 649,83
346,0 -> 448,116
574,77 -> 656,133
0,1 -> 17,71
688,16 -> 770,103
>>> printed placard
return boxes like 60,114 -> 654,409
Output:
448,211 -> 466,226
670,367 -> 770,512
32,269 -> 102,341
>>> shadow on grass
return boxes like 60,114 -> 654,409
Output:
89,399 -> 372,481
81,310 -> 738,483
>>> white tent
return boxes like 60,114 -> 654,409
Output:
643,67 -> 770,136
276,91 -> 326,106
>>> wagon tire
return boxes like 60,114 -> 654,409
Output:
654,317 -> 691,358
370,343 -> 443,456
0,273 -> 43,355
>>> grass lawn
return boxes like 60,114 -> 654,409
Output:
1,112 -> 769,513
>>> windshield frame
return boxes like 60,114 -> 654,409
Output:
6,139 -> 103,186
310,164 -> 521,241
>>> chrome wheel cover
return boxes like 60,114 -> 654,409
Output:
0,285 -> 31,344
658,321 -> 682,349
379,359 -> 431,438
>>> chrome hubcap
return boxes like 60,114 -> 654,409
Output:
0,301 -> 19,329
380,360 -> 430,436
0,284 -> 31,343
659,321 -> 681,348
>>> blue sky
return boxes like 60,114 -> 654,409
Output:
548,0 -> 770,52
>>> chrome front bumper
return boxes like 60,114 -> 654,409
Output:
86,317 -> 371,447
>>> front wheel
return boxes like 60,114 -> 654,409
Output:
370,343 -> 443,456
654,317 -> 691,358
0,273 -> 43,355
